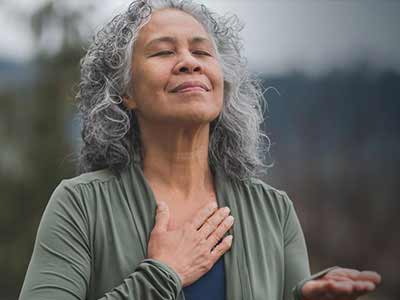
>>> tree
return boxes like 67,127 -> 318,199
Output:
1,1 -> 89,298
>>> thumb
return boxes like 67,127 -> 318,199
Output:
154,201 -> 170,232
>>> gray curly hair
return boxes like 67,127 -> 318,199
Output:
76,0 -> 272,181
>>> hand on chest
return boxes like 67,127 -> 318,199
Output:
155,195 -> 218,231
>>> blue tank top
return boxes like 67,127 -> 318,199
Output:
183,256 -> 226,300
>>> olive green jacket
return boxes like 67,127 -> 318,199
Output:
19,162 -> 336,300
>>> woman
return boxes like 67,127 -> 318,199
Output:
19,0 -> 381,300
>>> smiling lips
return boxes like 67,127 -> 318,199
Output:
170,81 -> 210,93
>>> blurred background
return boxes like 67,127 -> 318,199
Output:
0,0 -> 399,299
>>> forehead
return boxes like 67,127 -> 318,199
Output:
136,8 -> 211,47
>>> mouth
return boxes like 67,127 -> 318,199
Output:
175,87 -> 207,93
170,81 -> 210,93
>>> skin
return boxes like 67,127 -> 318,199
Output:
302,268 -> 382,300
123,8 -> 382,297
124,8 -> 232,286
124,8 -> 224,229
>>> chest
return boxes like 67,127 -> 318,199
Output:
156,194 -> 218,231
89,174 -> 287,300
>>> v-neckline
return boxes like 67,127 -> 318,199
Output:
137,165 -> 221,230
122,161 -> 252,300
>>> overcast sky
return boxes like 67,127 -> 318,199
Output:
0,0 -> 399,76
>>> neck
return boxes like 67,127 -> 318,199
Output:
140,122 -> 214,202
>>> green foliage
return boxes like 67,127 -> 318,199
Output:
0,1 -> 87,298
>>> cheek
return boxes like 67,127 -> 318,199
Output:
134,64 -> 169,96
147,64 -> 171,89
212,64 -> 224,90
213,69 -> 224,101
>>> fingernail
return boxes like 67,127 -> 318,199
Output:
158,201 -> 166,209
226,235 -> 233,243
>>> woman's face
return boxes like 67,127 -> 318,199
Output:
125,8 -> 224,126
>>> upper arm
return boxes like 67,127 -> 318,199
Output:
19,181 -> 91,300
281,192 -> 311,300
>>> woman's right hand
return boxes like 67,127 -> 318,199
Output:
147,201 -> 234,287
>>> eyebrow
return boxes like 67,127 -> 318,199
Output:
144,36 -> 213,51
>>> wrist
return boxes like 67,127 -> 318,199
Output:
144,258 -> 185,287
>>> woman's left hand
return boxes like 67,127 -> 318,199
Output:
301,267 -> 382,300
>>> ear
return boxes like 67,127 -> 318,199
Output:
122,95 -> 137,110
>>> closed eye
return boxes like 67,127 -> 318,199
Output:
192,50 -> 212,56
151,50 -> 212,57
152,50 -> 174,56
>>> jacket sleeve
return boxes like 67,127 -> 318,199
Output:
18,181 -> 182,300
281,192 -> 339,300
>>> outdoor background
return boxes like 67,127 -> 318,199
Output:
0,0 -> 399,299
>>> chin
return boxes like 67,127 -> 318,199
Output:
175,115 -> 216,126
166,109 -> 220,126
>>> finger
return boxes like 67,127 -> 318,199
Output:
329,281 -> 375,299
190,202 -> 219,230
303,280 -> 352,300
153,201 -> 170,232
303,279 -> 374,300
198,207 -> 231,239
210,235 -> 233,260
330,281 -> 363,298
330,268 -> 382,286
353,280 -> 376,293
206,215 -> 234,246
357,271 -> 382,285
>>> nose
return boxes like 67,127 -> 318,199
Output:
172,51 -> 203,74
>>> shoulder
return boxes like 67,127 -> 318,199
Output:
48,168 -> 120,212
53,168 -> 120,199
62,168 -> 118,189
244,176 -> 293,206
234,176 -> 295,225
248,177 -> 289,196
